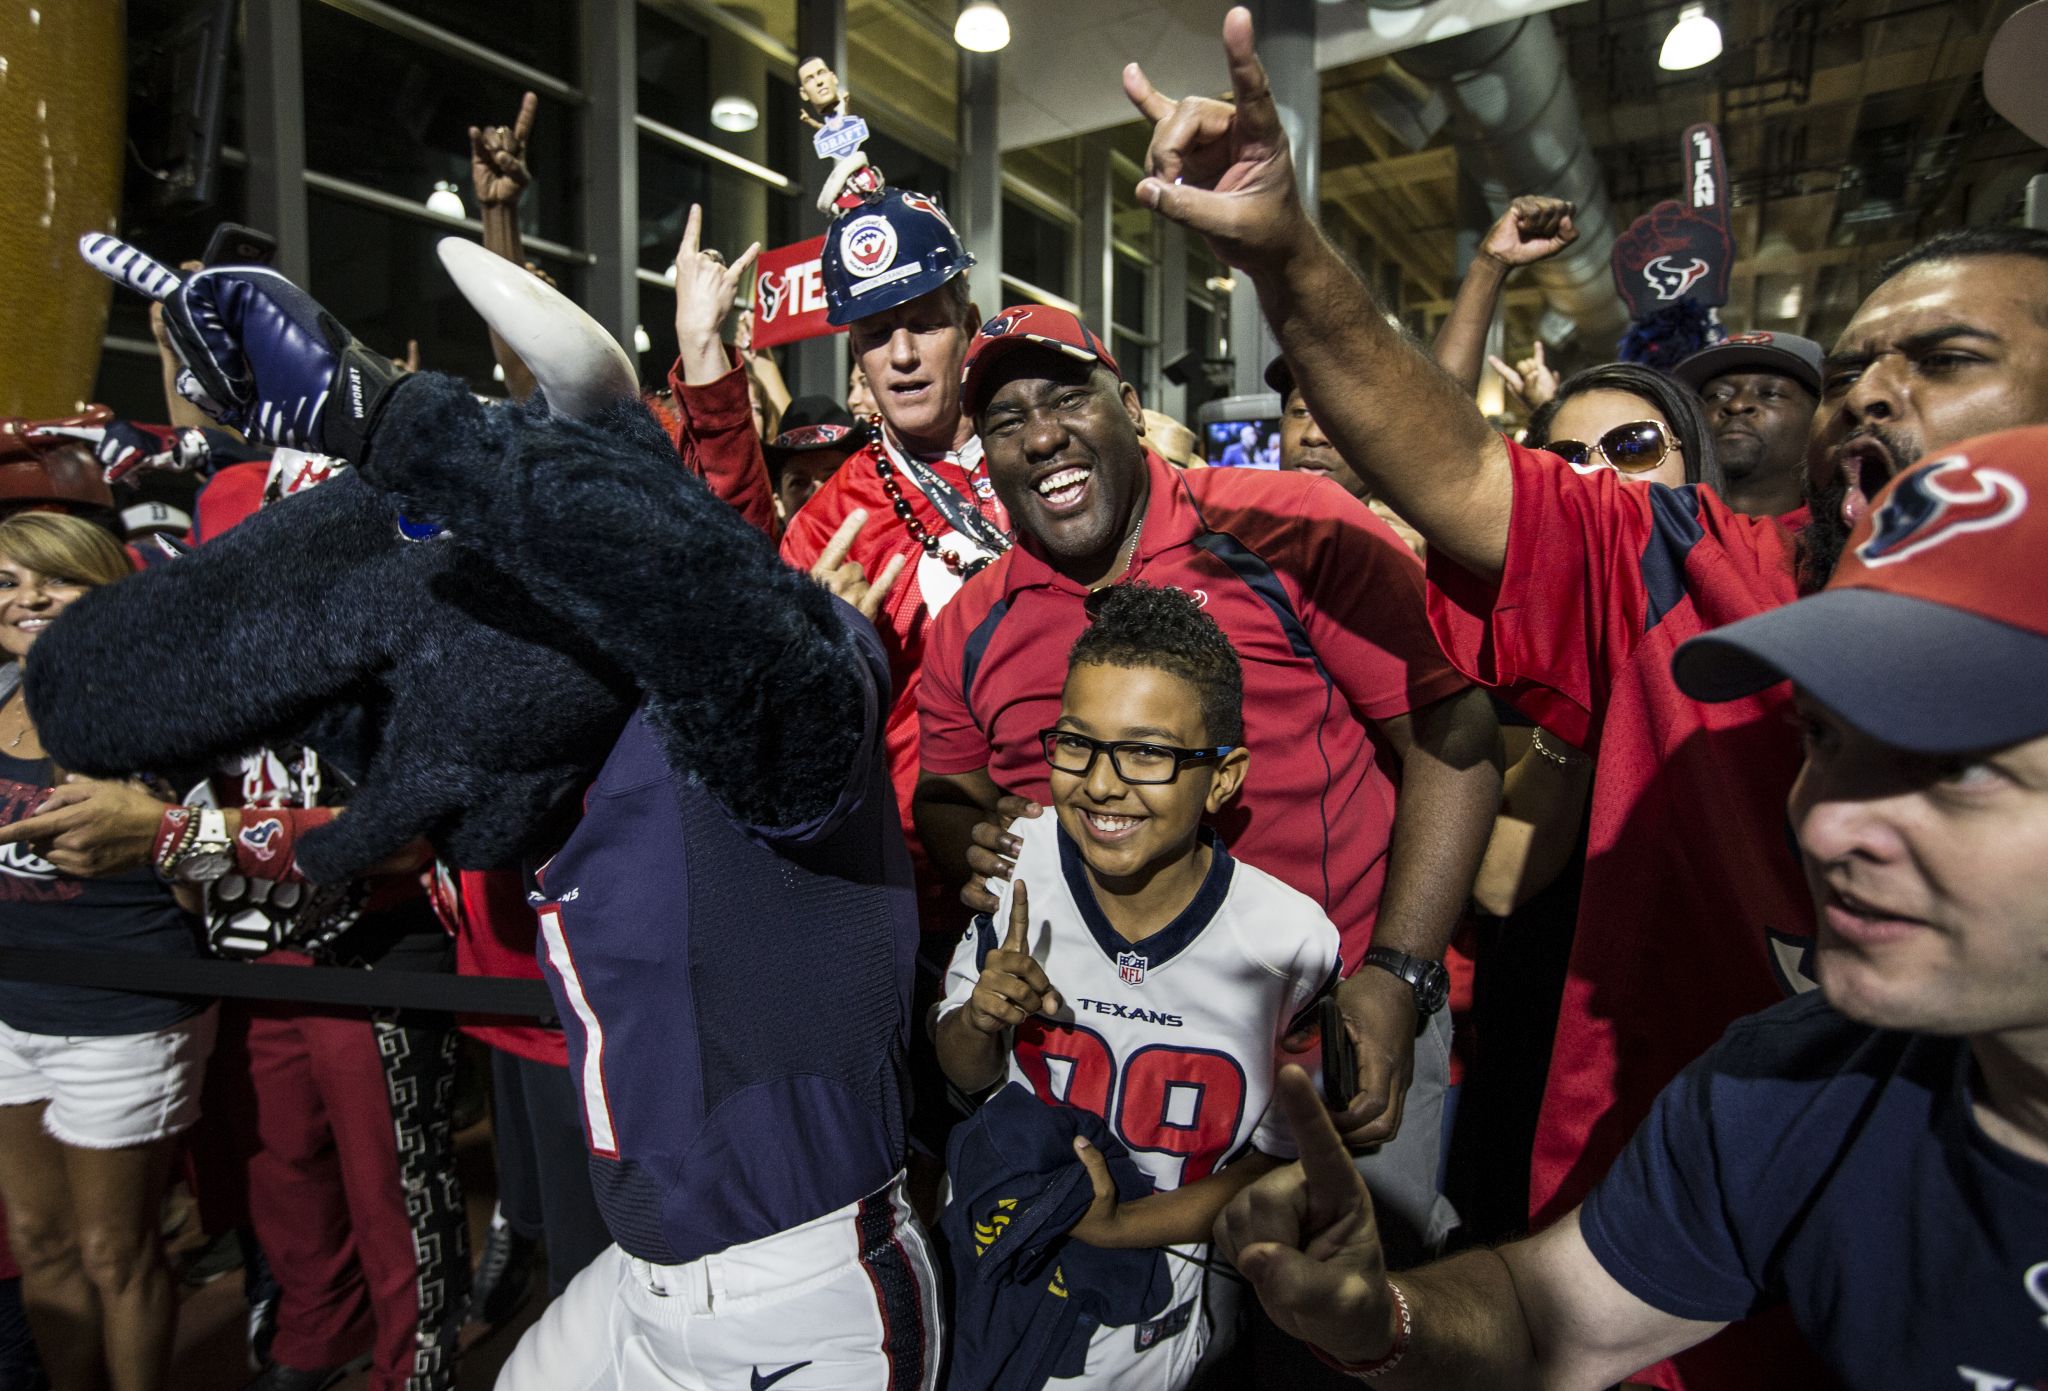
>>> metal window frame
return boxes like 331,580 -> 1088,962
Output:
635,114 -> 795,192
302,170 -> 595,264
316,0 -> 586,103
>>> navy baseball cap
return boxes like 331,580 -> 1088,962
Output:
1671,331 -> 1824,397
1264,355 -> 1295,397
1674,427 -> 2048,754
960,305 -> 1121,417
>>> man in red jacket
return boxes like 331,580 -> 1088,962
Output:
776,188 -> 1000,940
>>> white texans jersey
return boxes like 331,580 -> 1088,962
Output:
940,814 -> 1341,1193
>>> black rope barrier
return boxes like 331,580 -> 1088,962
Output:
0,949 -> 558,1023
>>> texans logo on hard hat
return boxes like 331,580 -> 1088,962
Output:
1858,456 -> 2028,567
900,192 -> 958,237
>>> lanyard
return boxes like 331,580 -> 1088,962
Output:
878,429 -> 1012,561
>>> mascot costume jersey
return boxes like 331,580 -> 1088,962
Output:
48,235 -> 940,1391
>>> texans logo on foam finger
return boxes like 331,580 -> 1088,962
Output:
1857,457 -> 2029,567
1644,255 -> 1710,302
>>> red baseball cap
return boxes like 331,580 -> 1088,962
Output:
960,305 -> 1121,418
1674,426 -> 2048,753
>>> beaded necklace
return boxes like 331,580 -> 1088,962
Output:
869,417 -> 1010,577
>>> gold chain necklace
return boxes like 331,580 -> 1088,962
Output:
4,689 -> 27,751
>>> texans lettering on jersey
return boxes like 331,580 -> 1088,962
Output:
938,814 -> 1340,1193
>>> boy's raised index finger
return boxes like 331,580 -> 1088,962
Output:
680,203 -> 703,259
1004,879 -> 1031,950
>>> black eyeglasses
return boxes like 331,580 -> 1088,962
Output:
1039,729 -> 1234,785
1546,420 -> 1677,474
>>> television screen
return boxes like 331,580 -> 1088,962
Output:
1204,418 -> 1282,469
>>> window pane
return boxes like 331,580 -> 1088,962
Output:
1003,198 -> 1072,299
307,191 -> 586,398
1113,331 -> 1150,406
301,2 -> 579,245
638,135 -> 797,275
1113,253 -> 1148,336
403,0 -> 577,79
98,164 -> 250,356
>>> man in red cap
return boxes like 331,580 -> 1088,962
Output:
1211,425 -> 2048,1387
1126,15 -> 2048,1385
915,303 -> 1501,1266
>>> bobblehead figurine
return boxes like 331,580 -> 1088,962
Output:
797,55 -> 885,215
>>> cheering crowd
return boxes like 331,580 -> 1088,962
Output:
0,9 -> 2043,1390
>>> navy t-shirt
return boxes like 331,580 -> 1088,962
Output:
529,602 -> 918,1264
1581,991 -> 2048,1385
0,752 -> 205,1036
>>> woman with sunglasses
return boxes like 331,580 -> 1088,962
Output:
1524,363 -> 1723,493
1452,359 -> 1721,1246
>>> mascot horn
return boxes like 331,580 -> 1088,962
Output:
34,234 -> 865,882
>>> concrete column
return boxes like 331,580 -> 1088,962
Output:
1156,219 -> 1189,423
243,0 -> 310,286
580,0 -> 638,350
1078,136 -> 1115,335
1229,0 -> 1317,397
790,0 -> 849,398
956,41 -> 1004,321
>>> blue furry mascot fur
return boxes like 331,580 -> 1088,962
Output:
35,240 -> 868,883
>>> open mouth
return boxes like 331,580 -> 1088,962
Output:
1032,464 -> 1093,514
1080,808 -> 1144,842
1833,437 -> 1898,529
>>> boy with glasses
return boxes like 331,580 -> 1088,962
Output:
934,582 -> 1342,1389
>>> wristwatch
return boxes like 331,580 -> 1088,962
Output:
1361,947 -> 1451,1027
164,808 -> 235,884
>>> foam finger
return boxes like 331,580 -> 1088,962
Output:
78,233 -> 182,302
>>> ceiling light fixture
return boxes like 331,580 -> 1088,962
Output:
633,324 -> 653,354
425,181 -> 465,218
1658,4 -> 1722,71
710,95 -> 759,133
954,0 -> 1010,53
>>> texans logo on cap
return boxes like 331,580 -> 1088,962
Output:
1726,331 -> 1776,346
979,311 -> 1025,338
1644,255 -> 1711,302
840,215 -> 899,280
1858,456 -> 2028,567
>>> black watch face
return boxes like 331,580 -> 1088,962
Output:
1416,962 -> 1451,1016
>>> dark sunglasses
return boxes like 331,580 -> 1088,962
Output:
1546,420 -> 1676,474
1039,729 -> 1234,786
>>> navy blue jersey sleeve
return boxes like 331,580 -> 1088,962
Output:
1577,1029 -> 1767,1324
749,598 -> 889,847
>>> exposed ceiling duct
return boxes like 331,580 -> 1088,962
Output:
1390,12 -> 1626,345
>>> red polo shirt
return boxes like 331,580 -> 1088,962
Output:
1424,441 -> 1830,1391
919,451 -> 1467,969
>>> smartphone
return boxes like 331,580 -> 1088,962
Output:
203,221 -> 277,267
1318,994 -> 1358,1111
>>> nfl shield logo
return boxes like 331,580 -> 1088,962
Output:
1117,950 -> 1147,987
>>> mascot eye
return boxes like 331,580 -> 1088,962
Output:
395,513 -> 449,543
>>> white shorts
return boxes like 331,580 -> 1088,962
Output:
495,1175 -> 942,1391
0,1008 -> 217,1149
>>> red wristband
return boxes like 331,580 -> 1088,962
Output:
233,806 -> 335,882
1309,1280 -> 1412,1380
152,806 -> 194,874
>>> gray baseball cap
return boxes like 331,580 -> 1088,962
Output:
1672,331 -> 1824,397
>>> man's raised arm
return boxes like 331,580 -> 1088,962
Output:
1124,8 -> 1514,580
